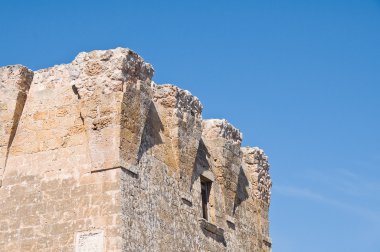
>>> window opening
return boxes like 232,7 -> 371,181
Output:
201,179 -> 211,220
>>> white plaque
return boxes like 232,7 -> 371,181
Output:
75,230 -> 104,252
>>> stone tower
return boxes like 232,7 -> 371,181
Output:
0,48 -> 272,251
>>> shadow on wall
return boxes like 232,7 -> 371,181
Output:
190,139 -> 211,191
3,92 -> 28,172
233,166 -> 249,214
199,219 -> 227,247
137,102 -> 164,162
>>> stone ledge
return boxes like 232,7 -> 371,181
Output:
263,235 -> 272,247
124,165 -> 139,176
199,219 -> 224,237
226,215 -> 236,230
226,215 -> 235,224
201,170 -> 215,182
180,192 -> 193,206
91,165 -> 139,178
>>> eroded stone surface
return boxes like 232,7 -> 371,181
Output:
0,47 -> 272,252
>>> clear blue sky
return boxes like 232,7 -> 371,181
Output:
1,1 -> 380,251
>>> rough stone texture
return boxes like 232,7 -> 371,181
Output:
0,47 -> 272,251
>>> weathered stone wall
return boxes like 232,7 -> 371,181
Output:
0,48 -> 272,251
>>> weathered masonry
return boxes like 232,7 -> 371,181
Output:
0,48 -> 272,251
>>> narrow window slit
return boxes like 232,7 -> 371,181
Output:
201,178 -> 212,220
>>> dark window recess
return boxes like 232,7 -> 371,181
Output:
201,179 -> 211,220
